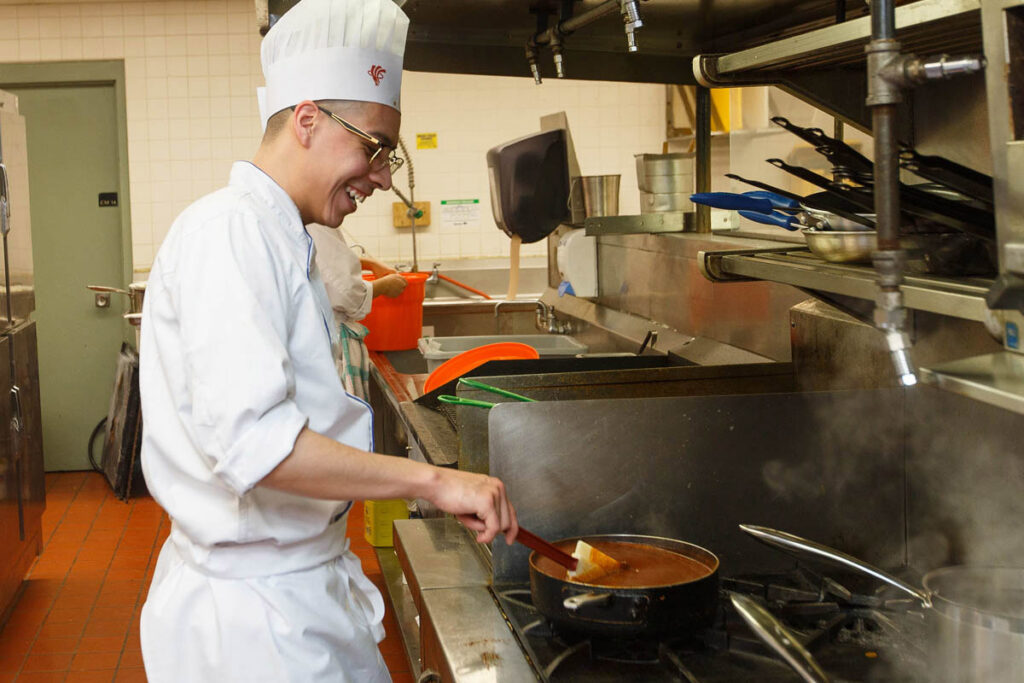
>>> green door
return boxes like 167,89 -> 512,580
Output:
4,82 -> 127,472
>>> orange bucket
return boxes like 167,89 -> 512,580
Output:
361,272 -> 429,351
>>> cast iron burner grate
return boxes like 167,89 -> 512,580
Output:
493,567 -> 932,682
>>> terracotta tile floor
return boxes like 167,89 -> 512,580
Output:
0,472 -> 412,682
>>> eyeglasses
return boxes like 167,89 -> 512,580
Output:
317,105 -> 404,174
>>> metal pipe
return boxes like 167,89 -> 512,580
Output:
530,0 -> 619,48
872,105 -> 901,251
525,41 -> 542,84
550,30 -> 566,78
867,0 -> 916,387
882,53 -> 987,87
695,86 -> 713,234
871,0 -> 895,41
395,137 -> 419,271
832,0 -> 846,174
620,0 -> 643,52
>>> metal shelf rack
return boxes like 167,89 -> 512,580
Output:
694,0 -> 981,81
698,246 -> 994,322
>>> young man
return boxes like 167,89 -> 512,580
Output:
138,1 -> 518,680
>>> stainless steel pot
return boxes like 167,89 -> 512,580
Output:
924,566 -> 1024,682
742,525 -> 1024,683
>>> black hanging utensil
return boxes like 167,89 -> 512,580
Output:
766,158 -> 995,240
770,116 -> 875,182
898,146 -> 994,206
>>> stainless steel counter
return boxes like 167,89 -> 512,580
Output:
384,518 -> 535,682
368,355 -> 529,680
368,349 -> 458,468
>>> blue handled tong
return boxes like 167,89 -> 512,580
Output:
690,191 -> 819,231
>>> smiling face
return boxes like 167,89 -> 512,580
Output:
299,100 -> 401,228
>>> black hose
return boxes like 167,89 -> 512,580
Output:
88,417 -> 106,473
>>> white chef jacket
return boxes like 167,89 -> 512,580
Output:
138,161 -> 388,683
308,223 -> 373,323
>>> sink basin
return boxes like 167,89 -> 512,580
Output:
419,334 -> 589,372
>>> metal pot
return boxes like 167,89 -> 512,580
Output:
529,533 -> 719,639
924,566 -> 1024,682
742,525 -> 1024,683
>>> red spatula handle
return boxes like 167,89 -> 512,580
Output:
516,527 -> 578,571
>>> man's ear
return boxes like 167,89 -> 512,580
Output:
292,101 -> 319,147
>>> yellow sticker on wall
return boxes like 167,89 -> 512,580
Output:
416,133 -> 437,149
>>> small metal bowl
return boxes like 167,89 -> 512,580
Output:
801,229 -> 933,264
801,229 -> 878,263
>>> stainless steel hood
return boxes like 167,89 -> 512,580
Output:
263,0 -> 867,84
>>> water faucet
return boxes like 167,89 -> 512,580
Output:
532,301 -> 571,334
493,300 -> 572,334
426,262 -> 441,285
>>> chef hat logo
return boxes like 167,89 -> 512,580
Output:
257,0 -> 409,129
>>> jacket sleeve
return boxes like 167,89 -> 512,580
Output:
172,209 -> 309,495
309,223 -> 373,321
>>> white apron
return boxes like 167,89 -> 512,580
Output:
141,525 -> 389,683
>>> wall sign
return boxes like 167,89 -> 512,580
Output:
440,199 -> 480,229
98,192 -> 118,207
416,133 -> 437,149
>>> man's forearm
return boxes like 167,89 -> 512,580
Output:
261,427 -> 440,502
260,427 -> 520,545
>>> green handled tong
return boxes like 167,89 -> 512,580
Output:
437,378 -> 537,409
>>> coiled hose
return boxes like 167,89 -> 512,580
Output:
397,135 -> 414,192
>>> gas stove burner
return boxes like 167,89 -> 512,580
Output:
493,570 -> 932,682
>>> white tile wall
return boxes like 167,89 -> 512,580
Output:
1,1 -> 666,271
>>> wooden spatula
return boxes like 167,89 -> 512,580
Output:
516,528 -> 626,583
516,527 -> 578,572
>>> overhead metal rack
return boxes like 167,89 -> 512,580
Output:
699,247 -> 994,322
694,0 -> 981,81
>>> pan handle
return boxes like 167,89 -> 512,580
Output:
739,525 -> 932,607
737,210 -> 801,231
563,592 -> 614,611
730,593 -> 830,683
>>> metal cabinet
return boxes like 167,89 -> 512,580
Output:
0,322 -> 45,618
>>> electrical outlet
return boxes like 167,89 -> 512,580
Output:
392,201 -> 431,228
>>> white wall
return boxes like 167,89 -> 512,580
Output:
0,1 -> 667,273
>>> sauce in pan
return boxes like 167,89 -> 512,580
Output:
533,540 -> 714,588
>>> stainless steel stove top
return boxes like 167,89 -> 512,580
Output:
391,519 -> 934,683
493,567 -> 933,682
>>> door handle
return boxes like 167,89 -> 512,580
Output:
0,162 -> 9,237
87,285 -> 127,309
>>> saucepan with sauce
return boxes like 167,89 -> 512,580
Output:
529,533 -> 720,638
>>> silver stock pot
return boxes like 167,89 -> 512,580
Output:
742,525 -> 1024,683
